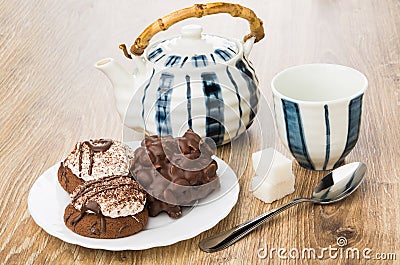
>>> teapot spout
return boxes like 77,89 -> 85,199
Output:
95,58 -> 132,90
95,58 -> 135,123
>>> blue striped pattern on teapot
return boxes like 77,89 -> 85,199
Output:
147,48 -> 242,68
139,53 -> 259,145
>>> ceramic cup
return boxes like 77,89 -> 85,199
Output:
271,64 -> 368,170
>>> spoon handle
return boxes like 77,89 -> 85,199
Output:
199,198 -> 311,253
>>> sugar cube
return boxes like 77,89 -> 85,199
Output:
251,148 -> 295,203
251,173 -> 295,203
252,148 -> 293,185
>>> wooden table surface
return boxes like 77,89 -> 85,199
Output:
1,0 -> 399,264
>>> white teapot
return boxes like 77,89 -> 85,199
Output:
95,2 -> 265,145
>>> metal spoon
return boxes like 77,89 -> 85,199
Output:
199,162 -> 367,253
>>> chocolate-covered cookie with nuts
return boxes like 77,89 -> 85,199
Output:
131,129 -> 220,218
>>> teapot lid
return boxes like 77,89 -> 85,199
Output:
145,24 -> 240,67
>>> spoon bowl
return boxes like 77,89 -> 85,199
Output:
199,162 -> 367,253
312,162 -> 367,204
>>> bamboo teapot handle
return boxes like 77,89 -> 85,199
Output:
120,2 -> 264,58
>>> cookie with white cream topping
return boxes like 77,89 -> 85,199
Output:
64,176 -> 148,239
58,139 -> 134,193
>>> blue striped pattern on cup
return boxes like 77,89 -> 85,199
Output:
333,94 -> 363,169
276,94 -> 364,170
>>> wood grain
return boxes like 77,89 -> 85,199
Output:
1,0 -> 399,264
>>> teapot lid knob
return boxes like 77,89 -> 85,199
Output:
181,24 -> 203,39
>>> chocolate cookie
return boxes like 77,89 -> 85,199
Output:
64,176 -> 148,239
58,139 -> 134,193
131,129 -> 220,218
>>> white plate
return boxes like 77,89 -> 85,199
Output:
28,142 -> 239,251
